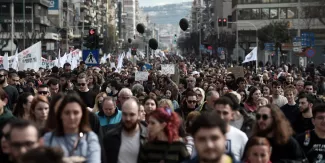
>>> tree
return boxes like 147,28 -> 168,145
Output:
258,21 -> 290,65
302,0 -> 325,26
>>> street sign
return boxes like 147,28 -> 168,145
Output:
293,42 -> 302,47
293,47 -> 302,53
305,48 -> 316,58
83,49 -> 99,66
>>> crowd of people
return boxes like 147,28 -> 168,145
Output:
0,54 -> 324,163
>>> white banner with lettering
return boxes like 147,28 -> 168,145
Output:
0,52 -> 9,70
41,57 -> 57,69
18,41 -> 42,70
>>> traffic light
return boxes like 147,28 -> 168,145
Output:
131,48 -> 137,55
218,18 -> 222,27
222,18 -> 227,26
84,28 -> 99,49
173,34 -> 177,44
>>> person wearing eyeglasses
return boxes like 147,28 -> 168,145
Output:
76,73 -> 96,109
296,104 -> 325,163
37,84 -> 50,97
175,91 -> 198,121
0,69 -> 19,111
251,104 -> 305,163
8,120 -> 41,163
214,97 -> 248,161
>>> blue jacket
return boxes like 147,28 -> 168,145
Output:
97,108 -> 122,126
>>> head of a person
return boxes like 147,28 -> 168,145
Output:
121,98 -> 140,132
143,96 -> 158,114
246,87 -> 262,105
77,73 -> 89,92
284,87 -> 297,103
158,99 -> 174,111
244,136 -> 272,163
0,69 -> 8,84
190,111 -> 227,162
205,90 -> 219,109
186,90 -> 198,110
30,95 -> 50,124
93,92 -> 107,113
139,105 -> 146,121
226,74 -> 235,84
100,96 -> 117,117
312,104 -> 325,133
8,73 -> 20,85
44,93 -> 65,132
0,88 -> 8,110
297,92 -> 314,113
63,63 -> 71,72
147,108 -> 180,143
132,84 -> 144,97
186,76 -> 196,89
13,93 -> 34,119
1,120 -> 14,154
164,89 -> 172,99
295,80 -> 304,93
304,81 -> 314,94
262,85 -> 271,97
19,146 -> 65,163
271,81 -> 282,96
214,97 -> 236,124
8,120 -> 40,161
37,84 -> 49,97
236,77 -> 247,90
185,111 -> 201,134
216,79 -> 225,90
253,104 -> 293,145
47,78 -> 60,95
257,97 -> 269,107
118,88 -> 133,106
55,94 -> 91,136
59,73 -> 69,86
237,89 -> 247,103
194,87 -> 205,105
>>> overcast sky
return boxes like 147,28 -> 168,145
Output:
139,0 -> 192,7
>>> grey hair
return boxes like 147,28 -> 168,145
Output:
132,84 -> 144,96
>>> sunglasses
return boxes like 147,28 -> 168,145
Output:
256,114 -> 269,121
38,91 -> 48,95
187,100 -> 197,104
78,83 -> 86,86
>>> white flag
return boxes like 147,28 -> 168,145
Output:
18,41 -> 42,71
243,47 -> 257,63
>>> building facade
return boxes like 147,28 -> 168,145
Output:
232,0 -> 325,65
0,0 -> 57,56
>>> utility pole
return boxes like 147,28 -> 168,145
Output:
81,11 -> 85,50
23,0 -> 25,49
10,0 -> 14,56
31,1 -> 34,43
66,1 -> 70,53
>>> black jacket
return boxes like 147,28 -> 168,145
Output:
103,123 -> 147,163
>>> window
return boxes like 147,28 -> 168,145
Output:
0,4 -> 10,15
280,8 -> 287,19
287,7 -> 297,19
270,8 -> 278,19
252,9 -> 260,19
14,3 -> 23,14
238,9 -> 251,20
261,8 -> 269,19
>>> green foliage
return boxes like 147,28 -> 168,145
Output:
258,21 -> 290,44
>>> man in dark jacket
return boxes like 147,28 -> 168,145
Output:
185,111 -> 240,163
103,98 -> 147,163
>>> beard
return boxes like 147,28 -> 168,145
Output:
122,120 -> 138,132
256,124 -> 273,136
300,107 -> 310,113
199,152 -> 222,163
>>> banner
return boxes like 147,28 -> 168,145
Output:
18,41 -> 42,70
0,52 -> 9,70
41,58 -> 56,69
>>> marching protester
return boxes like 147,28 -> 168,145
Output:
3,29 -> 325,163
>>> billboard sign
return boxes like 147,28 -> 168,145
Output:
49,0 -> 59,10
